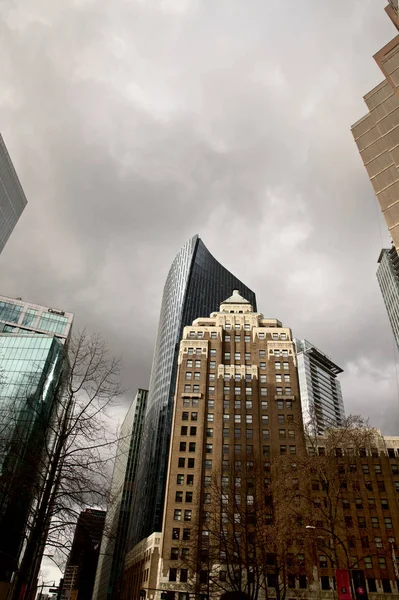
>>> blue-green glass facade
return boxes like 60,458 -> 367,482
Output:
0,334 -> 66,580
0,295 -> 73,340
129,235 -> 256,546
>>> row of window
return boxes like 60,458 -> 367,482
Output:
188,328 -> 288,339
344,497 -> 390,510
186,372 -> 291,383
183,383 -> 293,396
344,515 -> 393,529
311,446 -> 399,458
186,348 -> 290,358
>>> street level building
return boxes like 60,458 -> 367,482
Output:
294,339 -> 345,435
93,389 -> 148,600
0,134 -> 28,253
130,236 -> 256,546
351,2 -> 399,249
61,509 -> 106,600
120,533 -> 161,600
377,247 -> 399,349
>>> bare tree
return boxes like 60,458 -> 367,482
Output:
3,331 -> 122,600
176,463 -> 311,600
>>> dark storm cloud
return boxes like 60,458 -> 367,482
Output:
1,0 -> 398,447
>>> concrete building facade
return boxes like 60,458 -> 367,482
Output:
93,389 -> 148,600
377,247 -> 399,349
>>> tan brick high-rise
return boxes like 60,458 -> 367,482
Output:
352,2 -> 399,249
159,290 -> 304,593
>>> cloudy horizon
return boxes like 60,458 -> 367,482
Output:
1,0 -> 399,579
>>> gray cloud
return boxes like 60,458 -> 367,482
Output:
0,0 -> 398,438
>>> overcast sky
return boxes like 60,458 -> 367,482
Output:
1,0 -> 398,580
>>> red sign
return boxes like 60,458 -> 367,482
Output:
337,569 -> 353,600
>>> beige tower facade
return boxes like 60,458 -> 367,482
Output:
352,2 -> 399,249
158,290 -> 305,596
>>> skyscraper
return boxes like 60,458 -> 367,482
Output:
0,295 -> 73,589
61,509 -> 106,600
92,389 -> 148,600
377,247 -> 399,349
0,135 -> 28,253
130,236 -> 256,546
351,2 -> 399,248
159,290 -> 304,594
294,339 -> 345,435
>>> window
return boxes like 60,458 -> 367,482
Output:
234,386 -> 241,395
367,579 -> 377,592
260,387 -> 267,396
188,347 -> 194,355
178,458 -> 185,468
263,430 -> 270,440
276,387 -> 283,395
355,498 -> 363,510
284,374 -> 290,382
194,372 -> 200,380
209,361 -> 215,369
278,414 -> 285,424
234,444 -> 241,454
235,415 -> 241,423
282,349 -> 288,357
246,414 -> 253,424
371,517 -> 379,528
263,446 -> 270,457
276,374 -> 282,382
204,460 -> 212,470
225,335 -> 231,342
246,429 -> 253,439
385,517 -> 393,529
208,399 -> 214,409
235,324 -> 240,330
275,361 -> 281,370
245,353 -> 251,361
179,442 -> 187,452
262,415 -> 269,425
392,464 -> 399,474
189,442 -> 196,452
259,350 -> 265,358
285,387 -> 291,394
190,426 -> 197,436
362,464 -> 370,474
358,517 -> 366,529
246,400 -> 252,409
283,362 -> 289,369
187,359 -> 193,368
180,569 -> 188,583
279,429 -> 286,439
172,527 -> 180,540
174,509 -> 182,520
184,384 -> 190,392
185,492 -> 193,502
245,335 -> 250,342
381,499 -> 389,510
382,579 -> 391,593
288,430 -> 295,439
235,335 -> 241,342
319,555 -> 328,568
244,324 -> 250,330
186,372 -> 192,380
374,464 -> 382,474
260,362 -> 266,369
261,401 -> 268,410
286,400 -> 292,409
184,510 -> 192,521
364,556 -> 373,569
345,516 -> 353,527
225,352 -> 231,361
235,353 -> 240,361
187,474 -> 194,485
177,474 -> 184,485
169,568 -> 177,582
206,443 -> 212,454
187,458 -> 195,468
181,426 -> 187,436
368,498 -> 376,509
183,397 -> 190,407
207,414 -> 214,422
280,445 -> 287,455
193,384 -> 200,393
378,556 -> 387,568
191,412 -> 198,421
375,536 -> 382,548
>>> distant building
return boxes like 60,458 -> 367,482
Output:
294,339 -> 345,434
0,134 -> 28,253
0,296 -> 73,589
92,389 -> 148,600
130,235 -> 257,547
377,247 -> 399,349
61,509 -> 106,600
120,533 -> 161,600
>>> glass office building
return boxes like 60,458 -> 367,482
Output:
92,389 -> 148,600
0,334 -> 66,581
377,247 -> 399,349
130,235 -> 256,546
295,338 -> 345,435
0,134 -> 28,253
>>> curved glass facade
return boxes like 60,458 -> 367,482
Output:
130,235 -> 256,545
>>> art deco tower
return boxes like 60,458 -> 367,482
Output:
130,236 -> 256,546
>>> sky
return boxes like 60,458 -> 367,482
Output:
1,0 -> 399,582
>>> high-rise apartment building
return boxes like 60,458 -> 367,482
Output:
351,2 -> 399,249
159,290 -> 304,594
61,509 -> 106,600
294,339 -> 345,435
0,134 -> 28,253
0,295 -> 73,589
92,389 -> 148,600
130,236 -> 256,546
377,247 -> 399,349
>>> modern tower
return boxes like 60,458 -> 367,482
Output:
61,509 -> 106,600
351,2 -> 399,249
158,291 -> 304,594
0,295 -> 73,589
294,339 -> 345,435
130,236 -> 256,546
92,389 -> 148,600
377,247 -> 399,349
0,134 -> 28,253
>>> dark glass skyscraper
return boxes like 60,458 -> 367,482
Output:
0,134 -> 28,253
130,235 -> 256,545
